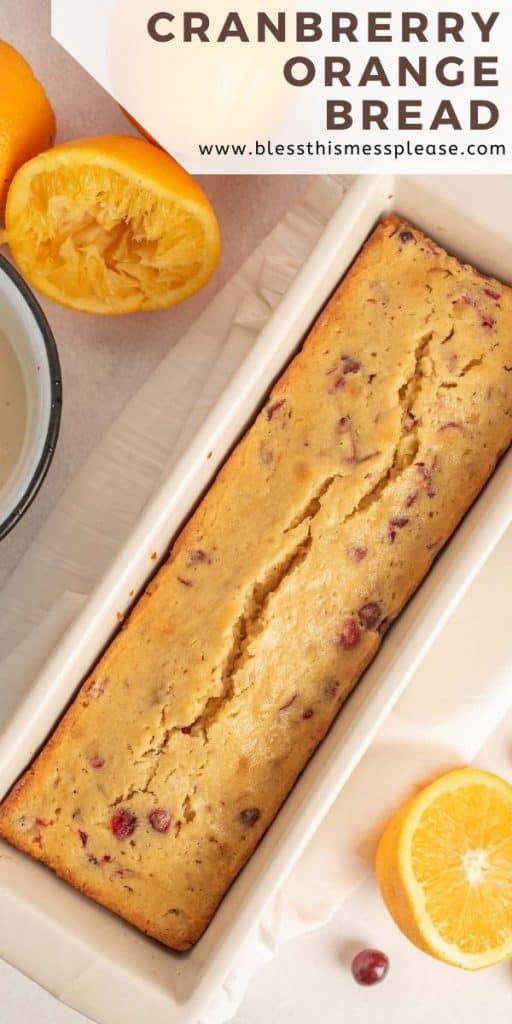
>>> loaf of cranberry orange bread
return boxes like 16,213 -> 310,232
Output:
1,216 -> 511,950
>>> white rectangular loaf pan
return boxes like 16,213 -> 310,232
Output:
1,174 -> 512,1024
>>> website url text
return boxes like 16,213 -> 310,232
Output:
198,140 -> 506,159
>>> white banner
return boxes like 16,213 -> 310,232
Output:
52,1 -> 512,174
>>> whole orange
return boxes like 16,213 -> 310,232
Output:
0,41 -> 55,215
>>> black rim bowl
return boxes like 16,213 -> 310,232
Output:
0,254 -> 62,542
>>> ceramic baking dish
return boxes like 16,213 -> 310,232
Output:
1,174 -> 512,1024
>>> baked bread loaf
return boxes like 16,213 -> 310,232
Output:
1,216 -> 511,950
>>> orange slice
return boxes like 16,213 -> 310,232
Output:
3,136 -> 220,314
0,40 -> 55,214
376,768 -> 512,969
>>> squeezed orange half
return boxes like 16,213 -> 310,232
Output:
3,136 -> 221,314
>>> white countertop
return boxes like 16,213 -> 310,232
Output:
1,4 -> 511,1024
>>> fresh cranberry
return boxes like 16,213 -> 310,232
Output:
484,287 -> 501,301
303,708 -> 314,720
178,577 -> 193,588
351,949 -> 389,986
358,603 -> 382,629
338,617 -> 361,650
239,808 -> 261,827
266,399 -> 286,421
111,809 -> 137,840
149,809 -> 172,834
78,830 -> 88,848
89,756 -> 105,770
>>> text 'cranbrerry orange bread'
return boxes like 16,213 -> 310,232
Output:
1,217 -> 511,950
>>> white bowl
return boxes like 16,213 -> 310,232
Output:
0,254 -> 61,540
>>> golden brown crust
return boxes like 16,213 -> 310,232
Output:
1,216 -> 511,949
